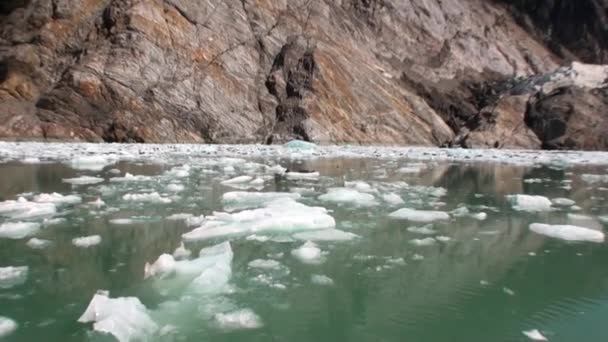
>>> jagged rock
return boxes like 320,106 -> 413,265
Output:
0,0 -> 606,148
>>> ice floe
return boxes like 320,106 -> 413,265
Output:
311,274 -> 334,286
123,192 -> 171,204
248,259 -> 282,270
406,224 -> 437,235
172,242 -> 191,260
507,195 -> 553,212
222,191 -> 301,211
410,237 -> 436,246
0,317 -> 17,338
110,173 -> 152,182
382,193 -> 404,205
166,183 -> 185,192
581,174 -> 608,184
69,156 -> 116,171
166,213 -> 193,221
552,198 -> 576,206
389,208 -> 450,222
284,140 -> 317,150
291,241 -> 324,264
62,176 -> 104,185
72,235 -> 102,248
33,192 -> 81,204
144,254 -> 176,279
0,266 -> 28,289
529,223 -> 604,242
0,197 -> 56,219
221,175 -> 254,185
451,207 -> 487,220
318,188 -> 377,206
0,222 -> 40,239
285,171 -> 320,180
293,229 -> 359,241
26,237 -> 52,249
522,329 -> 548,341
182,199 -> 335,241
78,291 -> 158,342
213,308 -> 262,330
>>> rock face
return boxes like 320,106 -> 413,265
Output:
0,0 -> 607,149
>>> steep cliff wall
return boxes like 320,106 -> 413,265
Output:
0,0 -> 606,149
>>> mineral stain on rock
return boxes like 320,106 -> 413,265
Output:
0,0 -> 607,149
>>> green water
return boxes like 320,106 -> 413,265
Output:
1,156 -> 608,342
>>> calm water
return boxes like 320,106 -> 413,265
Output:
1,144 -> 608,342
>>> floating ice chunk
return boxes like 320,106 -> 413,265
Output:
223,166 -> 235,173
0,317 -> 17,337
222,176 -> 254,185
503,287 -> 516,296
72,235 -> 102,248
293,229 -> 359,241
412,254 -> 424,260
389,208 -> 449,222
110,173 -> 152,182
397,166 -> 422,174
567,213 -> 594,221
345,181 -> 374,193
382,193 -> 404,205
172,242 -> 191,260
69,156 -> 115,171
410,237 -> 436,246
600,215 -> 608,224
436,236 -> 451,242
63,176 -> 104,185
185,215 -> 205,227
285,172 -> 320,180
266,164 -> 287,174
311,274 -> 334,286
187,242 -> 234,294
144,254 -> 176,279
284,140 -> 316,150
407,224 -> 437,235
248,259 -> 281,270
33,192 -> 81,205
571,205 -> 582,211
78,291 -> 158,342
529,223 -> 604,243
552,198 -> 576,206
213,308 -> 262,330
165,165 -> 190,178
250,178 -> 265,186
166,183 -> 185,192
0,266 -> 28,289
166,213 -> 193,221
246,234 -> 270,242
123,192 -> 171,204
21,157 -> 40,163
0,222 -> 40,239
109,218 -> 136,225
89,198 -> 105,208
522,329 -> 548,341
222,191 -> 301,211
26,237 -> 52,249
318,188 -> 377,206
581,174 -> 608,184
291,241 -> 323,264
0,197 -> 56,219
183,199 -> 335,241
507,195 -> 553,212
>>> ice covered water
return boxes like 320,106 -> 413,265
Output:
1,143 -> 608,341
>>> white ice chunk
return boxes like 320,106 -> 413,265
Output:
389,208 -> 449,222
221,176 -> 254,185
69,156 -> 115,171
523,329 -> 548,341
284,140 -> 317,150
222,191 -> 301,211
0,197 -> 56,219
110,173 -> 152,182
89,198 -> 105,208
187,242 -> 234,294
410,237 -> 436,246
185,215 -> 205,227
33,192 -> 81,204
250,178 -> 265,185
183,199 -> 335,241
172,242 -> 191,260
72,235 -> 102,248
581,174 -> 608,184
166,213 -> 193,221
345,181 -> 374,193
0,222 -> 40,239
291,241 -> 323,264
436,236 -> 451,242
507,195 -> 553,212
406,224 -> 437,235
63,176 -> 104,185
78,291 -> 158,342
21,157 -> 40,163
318,188 -> 377,206
248,259 -> 281,270
285,171 -> 320,180
530,223 -> 604,243
109,218 -> 136,225
382,193 -> 404,205
164,165 -> 190,178
451,207 -> 487,220
311,274 -> 334,286
600,215 -> 608,224
123,192 -> 171,204
26,237 -> 52,249
213,308 -> 262,330
166,183 -> 185,192
0,266 -> 28,289
144,254 -> 176,279
0,317 -> 17,338
293,229 -> 359,241
552,198 -> 576,206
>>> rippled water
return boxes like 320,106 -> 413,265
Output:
1,143 -> 608,342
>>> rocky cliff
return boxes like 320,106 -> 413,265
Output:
0,0 -> 607,149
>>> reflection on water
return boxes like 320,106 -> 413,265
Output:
0,157 -> 607,342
